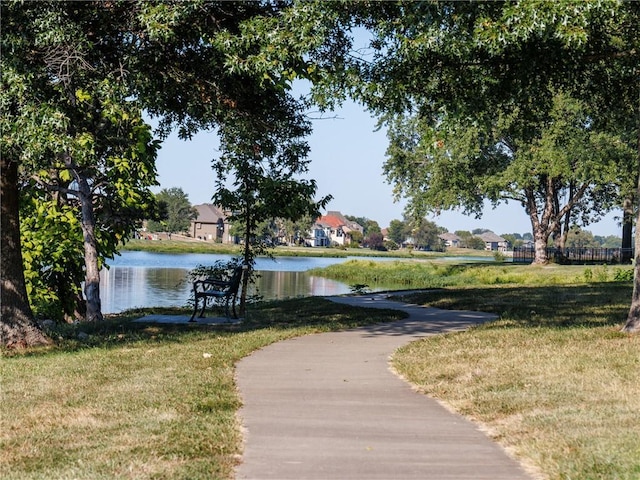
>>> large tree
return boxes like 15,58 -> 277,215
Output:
3,2 -> 161,325
239,1 -> 639,329
384,90 -> 632,263
294,1 -> 639,327
1,0 -> 315,345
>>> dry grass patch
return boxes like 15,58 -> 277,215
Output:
393,283 -> 640,480
2,297 -> 404,480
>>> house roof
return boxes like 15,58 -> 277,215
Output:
478,231 -> 506,243
318,211 -> 364,232
318,215 -> 343,229
439,232 -> 460,241
193,204 -> 227,224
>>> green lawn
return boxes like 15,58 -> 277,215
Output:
3,261 -> 639,479
121,237 -> 493,259
392,282 -> 639,480
1,299 -> 404,480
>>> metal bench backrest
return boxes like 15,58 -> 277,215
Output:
226,265 -> 244,293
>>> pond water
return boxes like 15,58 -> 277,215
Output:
100,251 -> 368,314
99,251 -> 494,314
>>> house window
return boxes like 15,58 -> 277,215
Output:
196,223 -> 201,230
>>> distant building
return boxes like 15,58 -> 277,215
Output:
306,211 -> 363,247
190,204 -> 234,243
478,231 -> 509,251
439,232 -> 461,248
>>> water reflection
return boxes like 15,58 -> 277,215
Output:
255,270 -> 350,300
100,266 -> 352,314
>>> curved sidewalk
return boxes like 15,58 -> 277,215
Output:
235,293 -> 533,480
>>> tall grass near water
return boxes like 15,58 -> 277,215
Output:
309,259 -> 622,290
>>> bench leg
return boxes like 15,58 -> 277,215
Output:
223,296 -> 231,320
199,297 -> 207,318
190,295 -> 208,322
189,296 -> 199,322
230,293 -> 238,319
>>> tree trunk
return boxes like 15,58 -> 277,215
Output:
559,183 -> 575,251
1,157 -> 51,348
239,209 -> 251,317
552,189 -> 563,249
532,231 -> 550,265
525,187 -> 551,265
76,172 -> 103,322
622,201 -> 640,332
621,195 -> 634,264
622,120 -> 640,333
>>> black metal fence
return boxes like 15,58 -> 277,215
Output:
513,247 -> 634,265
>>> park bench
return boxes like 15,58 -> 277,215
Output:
190,265 -> 244,321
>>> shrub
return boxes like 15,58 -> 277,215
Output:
613,267 -> 634,282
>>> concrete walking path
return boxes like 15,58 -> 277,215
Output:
235,293 -> 533,479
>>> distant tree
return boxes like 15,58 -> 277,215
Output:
472,228 -> 490,235
147,188 -> 196,234
455,230 -> 473,248
599,235 -> 623,249
406,218 -> 441,250
501,234 -> 522,250
468,236 -> 487,250
565,228 -> 599,249
346,215 -> 380,237
384,240 -> 399,251
387,219 -> 406,245
365,220 -> 381,236
522,232 -> 534,241
349,230 -> 364,246
365,232 -> 385,251
276,216 -> 314,246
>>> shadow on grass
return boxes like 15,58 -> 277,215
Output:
399,282 -> 632,330
15,297 -> 406,357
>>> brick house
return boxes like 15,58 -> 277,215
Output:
190,204 -> 234,243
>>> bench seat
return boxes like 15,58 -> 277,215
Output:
190,265 -> 244,321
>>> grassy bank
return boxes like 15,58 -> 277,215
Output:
121,238 -> 493,259
4,260 -> 638,479
309,258 -> 632,289
1,299 -> 405,480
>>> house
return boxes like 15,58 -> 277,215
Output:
307,222 -> 330,247
439,232 -> 461,248
190,204 -> 234,243
478,231 -> 509,251
307,211 -> 363,247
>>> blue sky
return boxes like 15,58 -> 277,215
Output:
152,98 -> 622,238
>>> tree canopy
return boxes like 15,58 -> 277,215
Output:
4,0 -> 640,347
147,187 -> 196,234
1,0 -> 330,346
